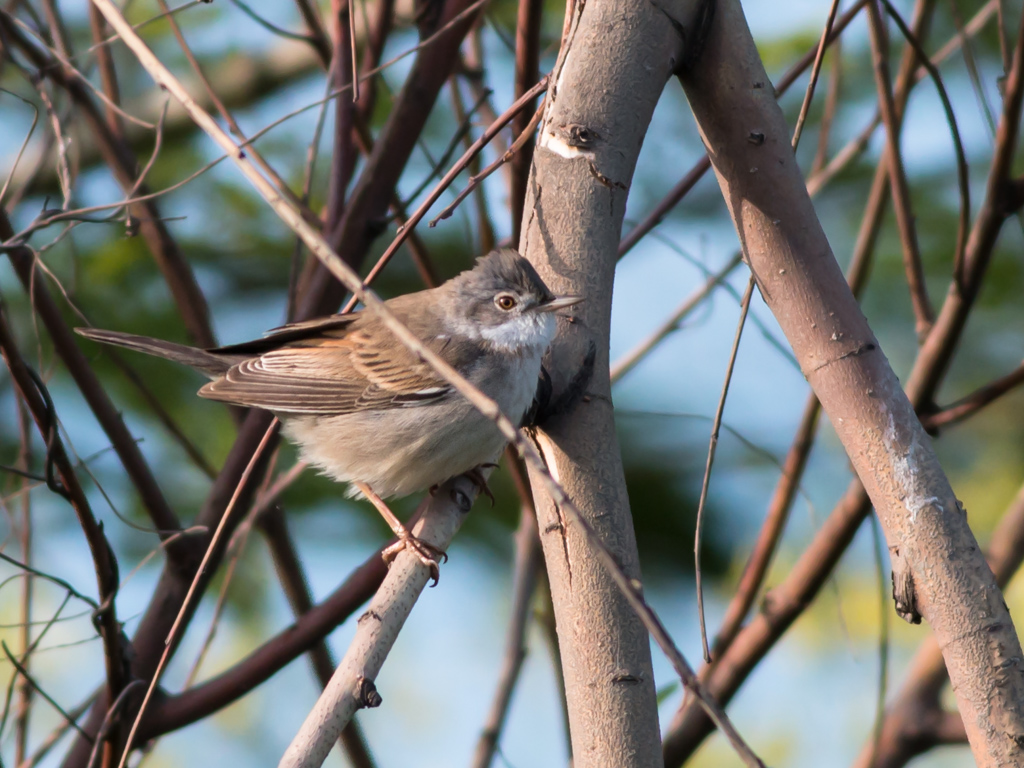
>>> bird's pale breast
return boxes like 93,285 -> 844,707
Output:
281,346 -> 544,498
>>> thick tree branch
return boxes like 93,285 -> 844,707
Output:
517,0 -> 709,766
850,480 -> 1024,768
675,1 -> 1024,765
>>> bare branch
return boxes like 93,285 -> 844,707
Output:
278,476 -> 479,768
866,0 -> 933,338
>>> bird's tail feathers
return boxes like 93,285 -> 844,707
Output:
75,328 -> 232,378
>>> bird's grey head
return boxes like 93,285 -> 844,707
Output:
444,249 -> 581,353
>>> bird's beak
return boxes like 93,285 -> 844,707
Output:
536,295 -> 583,313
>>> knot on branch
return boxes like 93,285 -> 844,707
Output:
891,555 -> 922,625
354,676 -> 382,709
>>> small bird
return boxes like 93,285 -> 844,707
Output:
77,249 -> 581,577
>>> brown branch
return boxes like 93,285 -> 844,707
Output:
867,0 -> 933,339
906,0 -> 1024,413
470,464 -> 542,768
428,101 -> 544,227
811,38 -> 843,175
87,2 -> 124,136
448,78 -> 496,252
295,0 -> 489,321
0,13 -> 217,349
2,210 -> 185,542
698,117 -> 880,663
790,0 -> 842,150
139,546 -> 387,737
325,0 -> 358,234
294,0 -> 332,66
510,0 -> 542,244
355,0 -> 394,118
0,301 -> 128,735
923,360 -> 1024,431
687,0 -> 956,685
879,0 -> 971,290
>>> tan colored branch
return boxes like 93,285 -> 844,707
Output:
851,480 -> 1024,768
517,0 -> 729,765
277,477 -> 478,768
676,1 -> 1024,764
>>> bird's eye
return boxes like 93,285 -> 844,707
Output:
495,294 -> 517,311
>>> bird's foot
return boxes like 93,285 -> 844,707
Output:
354,480 -> 449,585
465,464 -> 497,506
382,533 -> 448,586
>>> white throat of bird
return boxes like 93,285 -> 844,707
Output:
469,310 -> 557,354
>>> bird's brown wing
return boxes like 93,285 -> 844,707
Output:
198,304 -> 470,414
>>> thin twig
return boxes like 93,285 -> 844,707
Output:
340,75 -> 550,311
693,276 -> 755,663
429,101 -> 544,226
2,640 -> 92,742
879,0 -> 971,292
114,421 -> 280,768
13,397 -> 33,766
471,461 -> 541,768
87,0 -> 124,136
510,0 -> 543,243
923,360 -> 1024,431
15,693 -> 95,768
610,253 -> 742,383
790,0 -> 842,149
867,0 -> 933,339
811,37 -> 843,176
449,78 -> 495,252
0,89 -> 40,208
293,0 -> 333,65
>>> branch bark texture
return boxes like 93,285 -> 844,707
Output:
676,1 -> 1024,764
517,1 -> 701,766
276,476 -> 477,768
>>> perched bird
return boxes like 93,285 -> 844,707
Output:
77,249 -> 581,577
